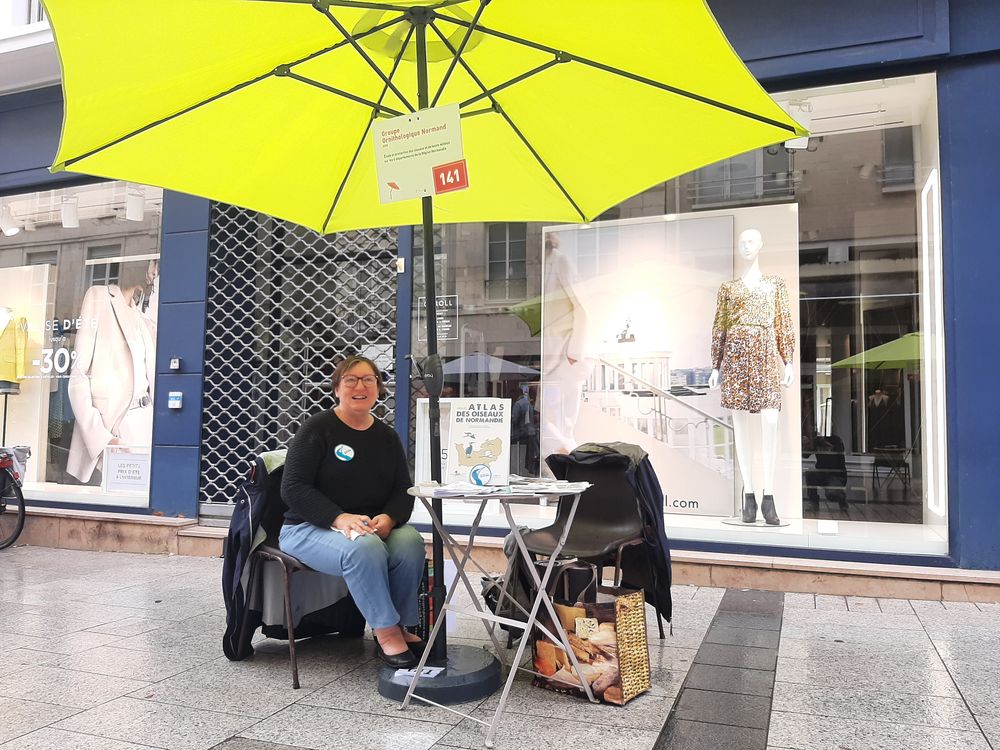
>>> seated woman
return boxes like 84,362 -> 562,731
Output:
280,355 -> 426,668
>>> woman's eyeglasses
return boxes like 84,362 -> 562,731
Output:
342,375 -> 378,387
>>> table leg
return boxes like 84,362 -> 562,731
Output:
500,496 -> 598,704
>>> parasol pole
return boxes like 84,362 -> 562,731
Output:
413,9 -> 448,661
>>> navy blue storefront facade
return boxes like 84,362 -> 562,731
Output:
1,0 -> 997,570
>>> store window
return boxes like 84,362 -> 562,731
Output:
411,74 -> 945,556
0,181 -> 162,507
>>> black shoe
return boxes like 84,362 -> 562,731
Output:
761,494 -> 780,525
741,493 -> 757,523
374,641 -> 417,668
405,638 -> 427,656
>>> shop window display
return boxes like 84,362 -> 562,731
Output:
412,73 -> 946,554
0,181 -> 162,507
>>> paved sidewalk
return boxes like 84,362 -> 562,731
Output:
0,547 -> 997,750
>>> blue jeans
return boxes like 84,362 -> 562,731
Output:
278,522 -> 425,629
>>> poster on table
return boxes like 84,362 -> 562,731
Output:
443,397 -> 511,486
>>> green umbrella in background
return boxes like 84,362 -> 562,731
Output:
832,332 -> 922,370
510,296 -> 542,336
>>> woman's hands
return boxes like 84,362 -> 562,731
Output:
332,512 -> 396,540
370,514 -> 395,540
333,512 -> 373,536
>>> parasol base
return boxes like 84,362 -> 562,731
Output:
380,643 -> 502,705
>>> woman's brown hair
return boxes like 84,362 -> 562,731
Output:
330,355 -> 387,401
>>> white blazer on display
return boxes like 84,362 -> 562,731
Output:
67,284 -> 156,483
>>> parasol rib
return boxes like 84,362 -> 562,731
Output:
284,71 -> 405,117
59,14 -> 407,170
429,21 -> 586,221
437,16 -> 800,135
430,0 -> 489,108
248,0 -> 404,10
458,59 -> 560,110
316,5 -> 416,113
321,23 -> 416,233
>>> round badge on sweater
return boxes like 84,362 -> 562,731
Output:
334,444 -> 355,462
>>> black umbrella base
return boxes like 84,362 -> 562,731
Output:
377,643 -> 502,705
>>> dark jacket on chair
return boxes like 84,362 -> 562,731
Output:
548,443 -> 672,623
222,451 -> 364,661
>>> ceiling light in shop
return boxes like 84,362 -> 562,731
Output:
0,204 -> 21,236
125,184 -> 145,221
61,195 -> 79,228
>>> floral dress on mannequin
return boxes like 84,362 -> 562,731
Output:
711,276 -> 795,413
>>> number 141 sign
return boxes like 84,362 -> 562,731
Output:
433,159 -> 470,195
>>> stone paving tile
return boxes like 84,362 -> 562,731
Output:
703,626 -> 780,649
717,593 -> 783,616
20,601 -> 151,625
778,637 -> 946,668
0,664 -> 151,709
775,657 -> 961,697
877,597 -> 915,613
684,664 -> 774,697
939,661 -> 1000,715
244,703 -> 451,750
653,626 -> 711,650
772,682 -> 978,730
0,631 -> 49,652
1,612 -> 105,638
768,710 -> 992,750
437,705 -> 660,749
654,717 -> 767,750
673,688 -> 771,729
940,601 -> 982,612
977,716 -> 1000,747
845,596 -> 881,613
711,611 -> 782,631
0,727 -> 156,749
813,594 -> 848,611
209,740 -> 305,750
694,642 -> 777,671
648,645 -> 698,672
671,585 -> 700,601
0,696 -> 80,745
781,593 -> 815,609
52,644 -> 212,682
909,599 -> 946,611
112,626 -> 227,661
54,697 -> 256,750
1,648 -> 61,669
781,608 -> 923,630
130,642 -> 371,718
780,622 -> 933,646
84,615 -> 173,637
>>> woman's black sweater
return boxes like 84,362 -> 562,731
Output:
281,409 -> 413,529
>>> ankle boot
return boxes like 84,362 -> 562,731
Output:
741,493 -> 757,523
761,494 -> 780,525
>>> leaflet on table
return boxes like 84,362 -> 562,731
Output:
414,482 -> 500,497
414,481 -> 590,497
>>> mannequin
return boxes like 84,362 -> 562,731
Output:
709,229 -> 795,525
0,305 -> 27,396
0,305 -> 27,444
540,232 -> 589,461
67,280 -> 157,483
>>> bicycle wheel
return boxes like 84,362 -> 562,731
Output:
0,474 -> 26,550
